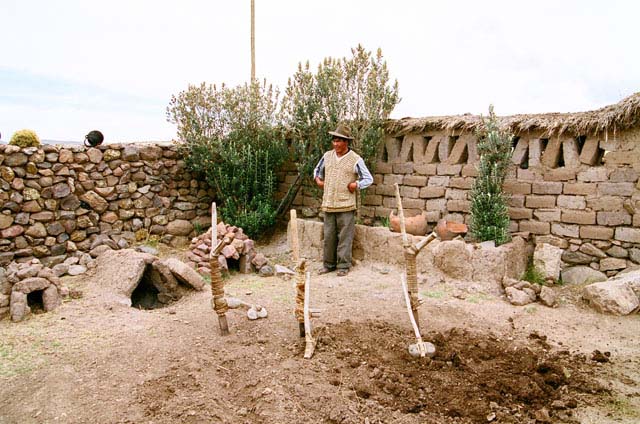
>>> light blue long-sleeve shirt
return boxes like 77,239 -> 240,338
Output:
313,150 -> 373,190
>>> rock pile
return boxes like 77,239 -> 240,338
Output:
1,258 -> 70,322
502,277 -> 557,308
187,222 -> 271,276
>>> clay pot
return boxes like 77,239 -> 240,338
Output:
434,219 -> 468,241
389,211 -> 429,236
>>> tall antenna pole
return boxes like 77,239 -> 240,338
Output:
251,0 -> 256,81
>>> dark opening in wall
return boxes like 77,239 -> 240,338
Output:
576,135 -> 587,151
131,273 -> 161,310
540,138 -> 549,156
27,290 -> 45,314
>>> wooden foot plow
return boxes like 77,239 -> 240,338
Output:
290,210 -> 320,359
394,184 -> 438,358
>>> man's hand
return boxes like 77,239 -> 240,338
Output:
347,182 -> 357,193
315,177 -> 324,189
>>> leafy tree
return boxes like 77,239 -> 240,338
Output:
167,80 -> 287,238
277,45 -> 400,215
469,105 -> 514,245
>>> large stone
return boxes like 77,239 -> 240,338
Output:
80,191 -> 109,213
166,219 -> 193,236
505,286 -> 535,306
42,285 -> 61,311
561,251 -> 594,265
162,258 -> 205,291
10,291 -> 28,322
472,237 -> 529,284
533,243 -> 563,282
583,281 -> 639,315
561,266 -> 607,285
13,277 -> 50,294
432,240 -> 473,281
539,286 -> 557,307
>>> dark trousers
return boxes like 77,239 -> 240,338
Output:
323,211 -> 355,270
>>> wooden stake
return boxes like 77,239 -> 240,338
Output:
210,202 -> 229,336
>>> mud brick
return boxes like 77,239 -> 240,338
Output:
375,184 -> 396,196
375,161 -> 393,174
634,214 -> 640,227
373,174 -> 384,185
413,163 -> 438,175
519,220 -> 550,235
425,210 -> 441,222
446,136 -> 469,164
445,188 -> 467,200
551,223 -> 580,238
438,136 -> 455,163
302,196 -> 320,207
284,174 -> 298,184
577,167 -> 608,182
508,207 -> 533,220
511,137 -> 529,167
544,168 -> 577,181
382,197 -> 397,208
443,213 -> 465,223
615,227 -> 640,243
393,163 -> 414,174
403,198 -> 425,209
603,151 -> 637,166
557,195 -> 586,210
525,195 -> 556,208
428,176 -> 450,187
541,138 -> 562,168
503,180 -> 532,195
436,164 -> 462,176
586,195 -> 624,211
383,136 -> 402,163
508,195 -> 525,208
562,210 -> 596,225
447,200 -> 470,212
426,198 -> 447,211
580,225 -> 614,240
461,164 -> 479,177
403,175 -> 428,186
465,136 -> 479,163
419,186 -> 445,198
528,139 -> 544,167
374,206 -> 393,218
383,174 -> 403,185
400,186 -> 420,198
597,211 -> 632,226
563,182 -> 594,195
449,177 -> 474,189
579,137 -> 601,165
362,194 -> 383,206
562,138 -> 580,168
423,135 -> 444,164
360,206 -> 375,218
598,182 -> 635,196
609,168 -> 639,183
532,181 -> 563,194
517,167 -> 544,182
534,208 -> 561,222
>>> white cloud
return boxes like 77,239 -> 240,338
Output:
1,0 -> 638,141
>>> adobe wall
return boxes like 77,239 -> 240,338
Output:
286,126 -> 640,275
0,143 -> 213,267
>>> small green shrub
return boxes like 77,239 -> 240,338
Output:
9,129 -> 41,147
522,260 -> 545,285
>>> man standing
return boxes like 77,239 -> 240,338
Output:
313,124 -> 373,276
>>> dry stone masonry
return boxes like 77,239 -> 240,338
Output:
0,143 -> 213,268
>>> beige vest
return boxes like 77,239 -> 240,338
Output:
321,150 -> 361,212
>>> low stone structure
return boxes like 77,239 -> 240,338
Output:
186,222 -> 268,275
0,142 -> 213,269
2,259 -> 69,322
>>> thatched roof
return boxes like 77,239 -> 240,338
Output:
386,92 -> 640,137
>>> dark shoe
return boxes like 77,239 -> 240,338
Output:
337,269 -> 349,277
318,267 -> 334,275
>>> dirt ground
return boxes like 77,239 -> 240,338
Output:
1,230 -> 639,424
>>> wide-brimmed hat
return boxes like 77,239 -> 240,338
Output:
328,124 -> 353,141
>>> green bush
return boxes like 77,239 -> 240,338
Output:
277,45 -> 400,214
469,106 -> 513,246
9,129 -> 41,147
167,80 -> 287,239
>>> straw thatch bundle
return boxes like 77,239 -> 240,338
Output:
386,92 -> 640,138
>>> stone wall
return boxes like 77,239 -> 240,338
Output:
0,143 -> 213,267
284,126 -> 640,276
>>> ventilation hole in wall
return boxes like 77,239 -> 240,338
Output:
382,144 -> 389,162
576,135 -> 586,151
511,136 -> 520,150
557,142 -> 565,168
540,138 -> 549,158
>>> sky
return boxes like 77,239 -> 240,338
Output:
1,0 -> 639,143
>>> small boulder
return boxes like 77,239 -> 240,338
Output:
582,281 -> 640,315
